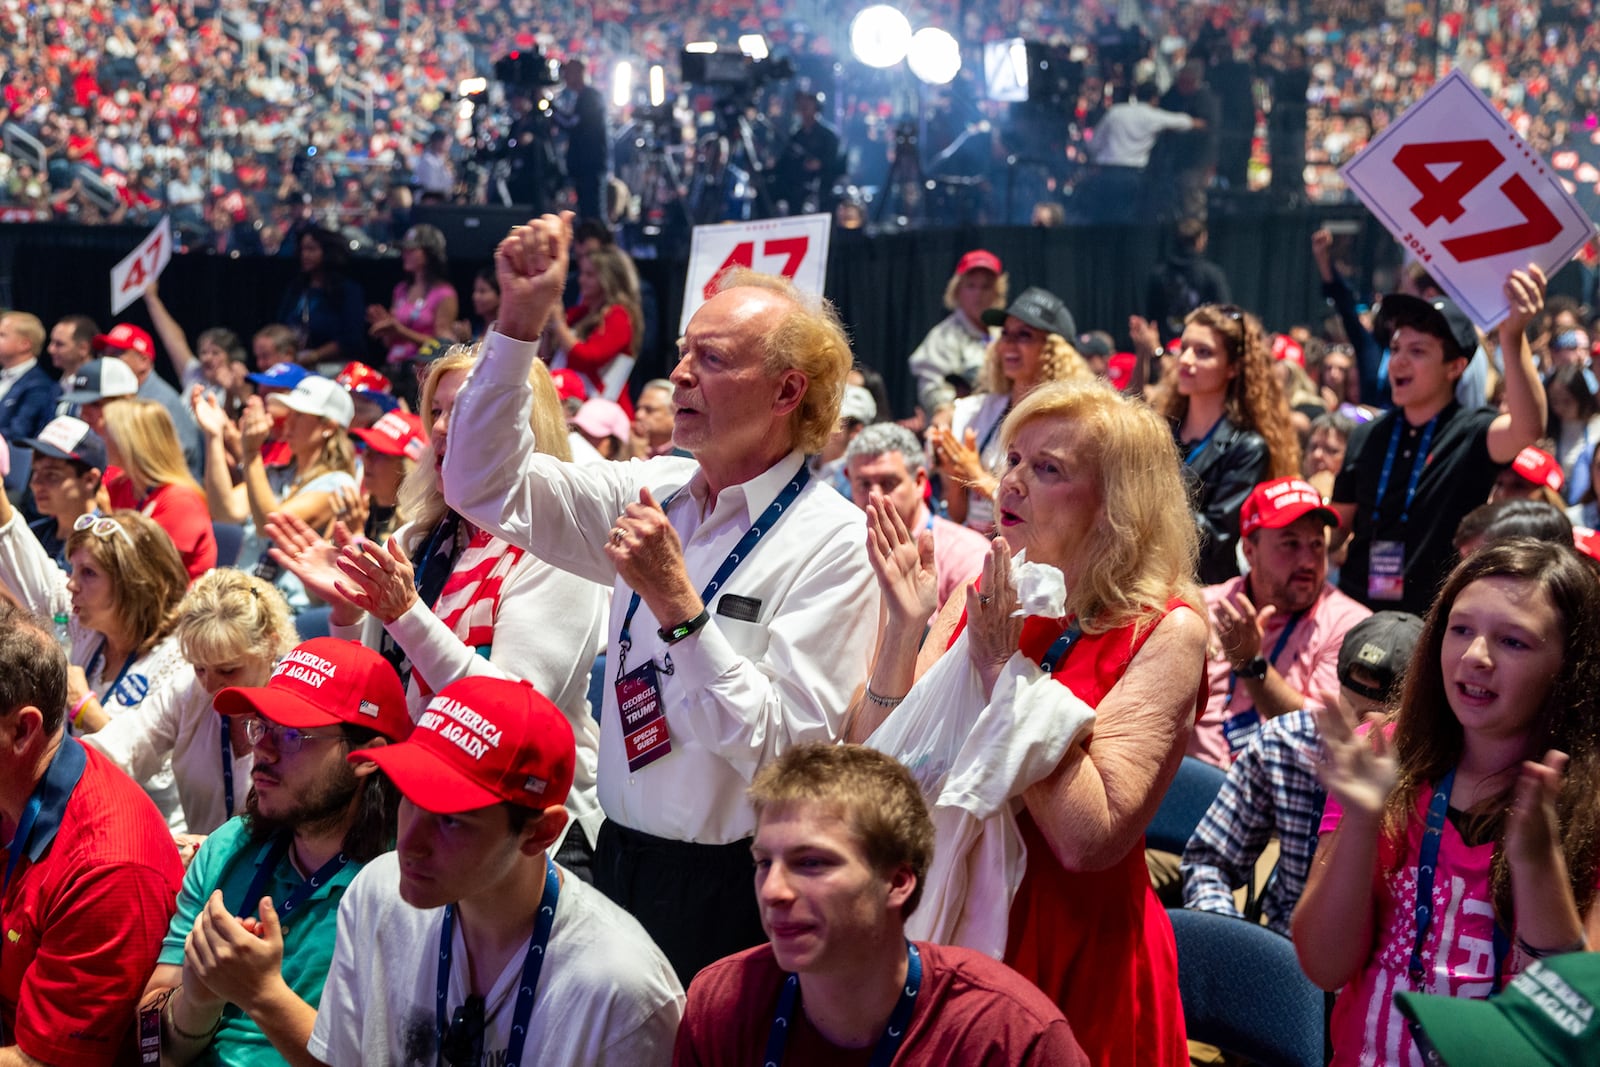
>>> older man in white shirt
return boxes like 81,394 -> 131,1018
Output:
443,213 -> 878,983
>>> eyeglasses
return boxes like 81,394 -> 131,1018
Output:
72,513 -> 133,546
242,716 -> 348,754
440,995 -> 485,1067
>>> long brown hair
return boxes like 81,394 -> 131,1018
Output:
65,510 -> 188,654
1160,305 -> 1300,478
573,247 -> 644,357
1384,539 -> 1600,926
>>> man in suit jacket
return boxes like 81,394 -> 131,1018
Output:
0,311 -> 63,496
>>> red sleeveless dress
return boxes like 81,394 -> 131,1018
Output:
950,601 -> 1190,1067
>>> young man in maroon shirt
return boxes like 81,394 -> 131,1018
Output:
673,744 -> 1088,1066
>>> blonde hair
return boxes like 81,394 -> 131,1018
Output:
715,268 -> 854,454
1000,379 -> 1201,635
941,269 -> 1009,313
296,420 -> 357,486
2,311 -> 45,357
176,568 -> 297,667
65,510 -> 188,653
573,246 -> 644,357
101,398 -> 202,496
399,343 -> 572,542
977,331 -> 1090,395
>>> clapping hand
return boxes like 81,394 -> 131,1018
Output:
930,425 -> 987,489
1506,749 -> 1567,870
966,539 -> 1023,695
1315,703 -> 1397,821
336,535 -> 420,625
865,489 -> 937,626
265,511 -> 364,625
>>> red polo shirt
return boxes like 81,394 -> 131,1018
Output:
0,737 -> 183,1065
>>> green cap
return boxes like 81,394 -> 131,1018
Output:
1394,953 -> 1600,1066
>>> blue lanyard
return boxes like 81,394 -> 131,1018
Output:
1373,415 -> 1438,525
1223,608 -> 1306,711
1040,620 -> 1083,674
977,400 -> 1014,455
1410,768 -> 1508,992
87,639 -> 139,712
615,466 -> 810,675
1182,416 -> 1226,467
763,940 -> 921,1067
435,858 -> 559,1067
239,833 -> 349,922
218,717 -> 235,819
2,793 -> 43,901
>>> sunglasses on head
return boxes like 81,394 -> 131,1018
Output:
73,513 -> 133,546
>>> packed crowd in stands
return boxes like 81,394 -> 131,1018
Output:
2,177 -> 1600,1065
4,0 -> 1600,241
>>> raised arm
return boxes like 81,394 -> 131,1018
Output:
1021,605 -> 1208,871
1486,266 -> 1549,464
144,280 -> 198,378
193,386 -> 250,523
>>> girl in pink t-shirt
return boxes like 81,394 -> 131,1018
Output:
1292,539 -> 1600,1066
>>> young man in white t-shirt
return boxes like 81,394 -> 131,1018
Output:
307,676 -> 684,1067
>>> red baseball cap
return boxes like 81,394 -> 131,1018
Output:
1574,526 -> 1600,562
93,323 -> 156,360
549,368 -> 589,405
1272,333 -> 1306,367
214,638 -> 412,741
955,249 -> 1002,276
1240,477 -> 1340,537
351,676 -> 574,814
336,361 -> 393,395
351,410 -> 427,461
1106,352 -> 1138,391
1511,446 -> 1564,492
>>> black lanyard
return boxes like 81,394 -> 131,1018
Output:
1373,415 -> 1438,525
1040,620 -> 1083,673
763,940 -> 922,1067
435,858 -> 559,1067
219,717 -> 235,819
615,466 -> 810,675
381,512 -> 464,684
977,399 -> 1014,455
238,833 -> 349,923
1410,768 -> 1508,991
1223,608 -> 1306,711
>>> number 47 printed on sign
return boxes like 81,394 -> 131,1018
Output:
110,216 -> 173,315
1341,70 -> 1596,331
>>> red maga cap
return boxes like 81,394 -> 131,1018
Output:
93,323 -> 156,359
955,249 -> 1002,276
1511,446 -> 1564,492
1240,477 -> 1340,537
214,637 -> 412,741
350,676 -> 575,814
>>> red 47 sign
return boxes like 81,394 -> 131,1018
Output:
679,214 -> 832,334
1341,69 -> 1595,330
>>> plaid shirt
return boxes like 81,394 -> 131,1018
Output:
1180,708 -> 1326,935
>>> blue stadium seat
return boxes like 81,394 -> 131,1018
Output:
1167,907 -> 1326,1067
1146,755 -> 1228,855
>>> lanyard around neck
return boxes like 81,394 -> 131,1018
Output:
435,858 -> 559,1067
763,940 -> 922,1067
238,832 -> 349,923
1183,415 -> 1227,467
2,793 -> 43,901
1410,768 -> 1508,992
1373,415 -> 1438,525
615,466 -> 810,675
1223,607 -> 1307,709
1040,619 -> 1083,674
219,717 -> 235,819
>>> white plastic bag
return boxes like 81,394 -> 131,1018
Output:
866,559 -> 1097,957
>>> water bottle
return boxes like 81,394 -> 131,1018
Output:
53,612 -> 72,653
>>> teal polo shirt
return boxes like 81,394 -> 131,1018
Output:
158,816 -> 364,1067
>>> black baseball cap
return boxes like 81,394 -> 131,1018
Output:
982,286 -> 1077,341
1374,293 -> 1479,363
17,416 -> 107,471
1337,611 -> 1424,702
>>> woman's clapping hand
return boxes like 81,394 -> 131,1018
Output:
865,490 -> 938,626
1315,703 -> 1398,821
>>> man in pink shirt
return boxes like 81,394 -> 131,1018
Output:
845,423 -> 989,613
1194,476 -> 1372,766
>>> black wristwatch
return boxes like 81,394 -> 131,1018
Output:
658,609 -> 711,645
1235,655 -> 1269,681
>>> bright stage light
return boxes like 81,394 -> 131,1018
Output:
850,5 -> 913,69
649,64 -> 666,107
738,34 -> 769,60
612,62 -> 633,108
907,27 -> 961,84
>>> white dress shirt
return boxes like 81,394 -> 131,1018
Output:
0,357 -> 38,403
444,332 -> 880,844
1089,101 -> 1196,167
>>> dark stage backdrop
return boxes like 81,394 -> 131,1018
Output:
3,212 -> 1588,420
